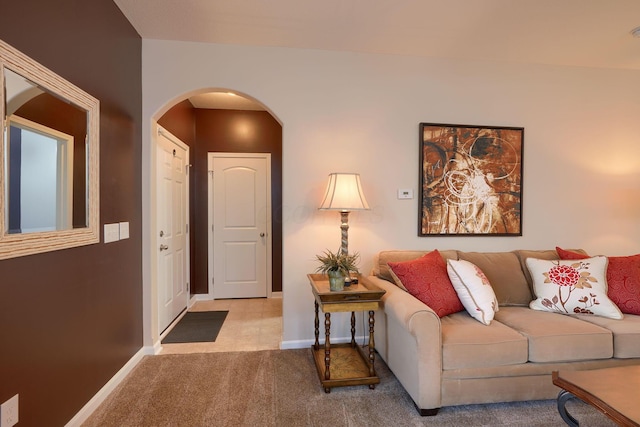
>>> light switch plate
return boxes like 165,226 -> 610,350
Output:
397,189 -> 414,199
119,222 -> 130,239
104,223 -> 119,243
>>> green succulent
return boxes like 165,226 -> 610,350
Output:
315,249 -> 360,277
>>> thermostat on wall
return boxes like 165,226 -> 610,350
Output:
397,189 -> 414,200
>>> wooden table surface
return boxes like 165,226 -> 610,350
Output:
553,365 -> 640,426
308,274 -> 385,312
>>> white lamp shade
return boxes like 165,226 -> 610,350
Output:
319,173 -> 370,211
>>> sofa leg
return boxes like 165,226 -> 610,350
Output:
417,406 -> 440,416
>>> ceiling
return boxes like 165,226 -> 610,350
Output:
113,0 -> 640,110
188,91 -> 266,111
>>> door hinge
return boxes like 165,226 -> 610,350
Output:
186,223 -> 189,233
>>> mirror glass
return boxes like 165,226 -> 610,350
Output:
4,69 -> 87,234
0,39 -> 99,259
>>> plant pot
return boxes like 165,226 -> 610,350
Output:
327,270 -> 345,291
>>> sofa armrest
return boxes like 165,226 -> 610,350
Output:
368,276 -> 443,411
369,275 -> 441,341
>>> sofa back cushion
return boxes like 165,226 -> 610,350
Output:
514,249 -> 588,295
457,251 -> 532,306
374,249 -> 458,282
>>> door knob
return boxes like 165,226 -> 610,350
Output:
260,233 -> 265,237
160,244 -> 169,251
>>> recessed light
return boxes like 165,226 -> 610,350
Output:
631,26 -> 640,38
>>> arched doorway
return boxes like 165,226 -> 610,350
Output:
150,89 -> 283,350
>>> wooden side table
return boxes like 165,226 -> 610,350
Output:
308,273 -> 386,393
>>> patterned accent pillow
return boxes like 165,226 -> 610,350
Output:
557,247 -> 640,315
388,250 -> 464,317
446,259 -> 499,325
527,256 -> 623,319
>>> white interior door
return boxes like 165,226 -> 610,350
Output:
156,127 -> 189,332
209,153 -> 271,299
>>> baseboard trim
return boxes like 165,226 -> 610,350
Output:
65,345 -> 154,426
152,340 -> 163,355
279,339 -> 309,349
191,292 -> 282,301
190,293 -> 211,303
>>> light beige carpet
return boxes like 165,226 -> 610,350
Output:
83,349 -> 615,426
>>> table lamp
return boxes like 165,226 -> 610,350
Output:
319,172 -> 370,256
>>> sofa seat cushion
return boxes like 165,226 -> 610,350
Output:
573,314 -> 640,358
441,312 -> 528,370
458,251 -> 532,306
494,307 -> 613,362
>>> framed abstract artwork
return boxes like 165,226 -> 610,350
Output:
419,123 -> 524,236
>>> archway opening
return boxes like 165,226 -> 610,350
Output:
156,89 -> 283,299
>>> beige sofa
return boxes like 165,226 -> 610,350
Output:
369,249 -> 640,415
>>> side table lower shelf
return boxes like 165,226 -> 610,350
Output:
311,343 -> 380,392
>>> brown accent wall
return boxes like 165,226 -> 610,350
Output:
158,99 -> 196,146
160,106 -> 283,294
0,1 -> 142,426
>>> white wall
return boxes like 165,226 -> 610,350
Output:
142,39 -> 640,347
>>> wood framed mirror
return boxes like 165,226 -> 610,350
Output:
0,39 -> 99,259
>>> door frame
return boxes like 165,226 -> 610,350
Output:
154,124 -> 190,332
207,152 -> 272,299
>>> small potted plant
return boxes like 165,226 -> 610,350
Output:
315,249 -> 360,291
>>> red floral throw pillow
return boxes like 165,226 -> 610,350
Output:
556,246 -> 640,315
388,250 -> 464,317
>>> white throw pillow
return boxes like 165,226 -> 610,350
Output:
527,256 -> 623,320
447,259 -> 499,325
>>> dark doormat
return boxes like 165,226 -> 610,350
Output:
162,311 -> 229,344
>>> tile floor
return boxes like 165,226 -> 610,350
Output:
159,297 -> 283,354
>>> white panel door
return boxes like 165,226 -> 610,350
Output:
210,153 -> 271,299
157,127 -> 189,332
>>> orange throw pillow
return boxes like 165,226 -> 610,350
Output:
388,250 -> 464,317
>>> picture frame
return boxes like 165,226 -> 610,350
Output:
418,123 -> 524,236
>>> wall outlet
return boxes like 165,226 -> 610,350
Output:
1,394 -> 19,427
